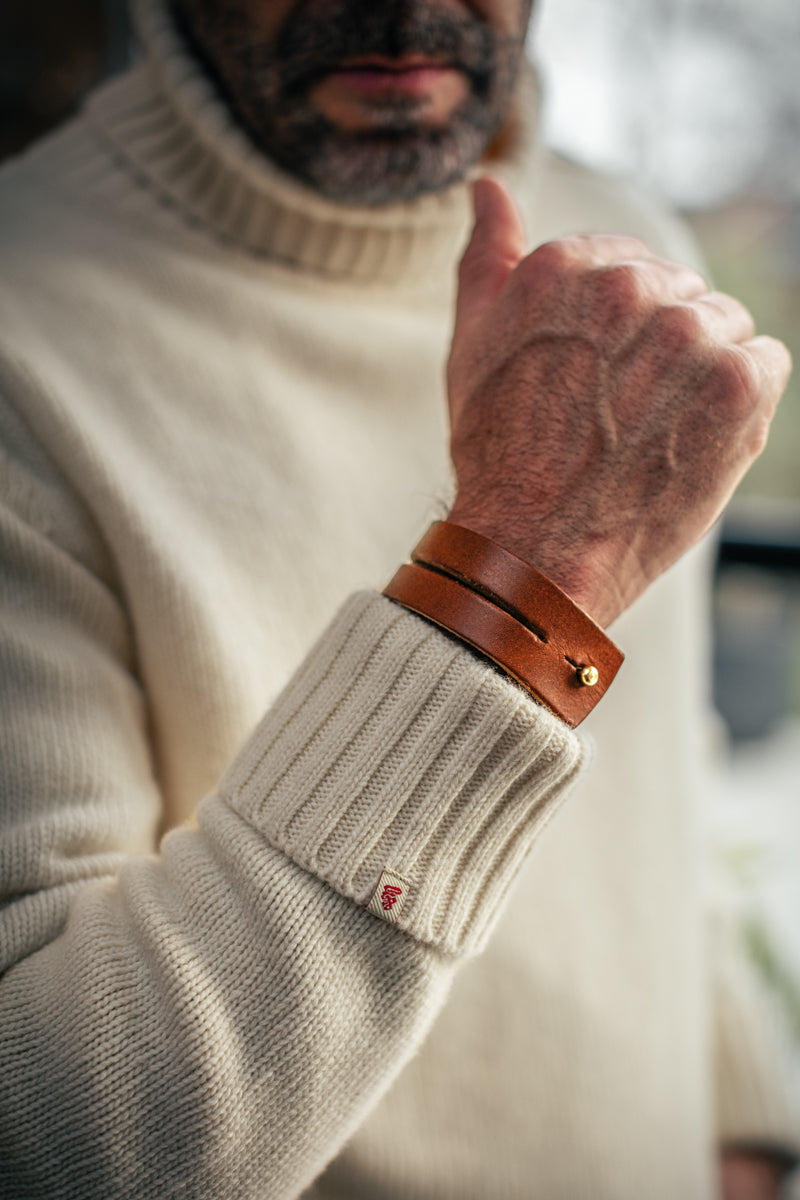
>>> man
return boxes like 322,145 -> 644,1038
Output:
0,0 -> 797,1196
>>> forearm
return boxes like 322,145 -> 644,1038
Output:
0,593 -> 583,1198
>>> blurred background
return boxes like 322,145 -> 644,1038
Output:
2,0 -> 799,1095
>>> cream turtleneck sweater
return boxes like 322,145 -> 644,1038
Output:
0,1 -> 797,1196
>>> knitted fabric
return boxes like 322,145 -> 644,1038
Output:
0,1 -> 797,1195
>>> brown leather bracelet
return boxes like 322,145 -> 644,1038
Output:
413,521 -> 623,679
383,522 -> 624,727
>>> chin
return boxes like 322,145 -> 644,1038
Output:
272,120 -> 495,206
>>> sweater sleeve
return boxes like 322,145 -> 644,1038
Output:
0,419 -> 584,1198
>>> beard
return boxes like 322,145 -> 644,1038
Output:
173,0 -> 527,206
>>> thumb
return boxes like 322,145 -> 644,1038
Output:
456,176 -> 527,330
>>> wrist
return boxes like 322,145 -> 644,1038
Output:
383,520 -> 625,727
446,504 -> 628,629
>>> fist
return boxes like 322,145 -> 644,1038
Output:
447,177 -> 791,627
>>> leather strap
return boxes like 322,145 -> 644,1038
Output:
413,522 -> 622,679
383,522 -> 624,727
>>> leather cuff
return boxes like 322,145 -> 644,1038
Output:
383,522 -> 623,728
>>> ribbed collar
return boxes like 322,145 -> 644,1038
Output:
87,0 -> 543,284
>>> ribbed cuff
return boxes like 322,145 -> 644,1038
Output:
222,592 -> 584,956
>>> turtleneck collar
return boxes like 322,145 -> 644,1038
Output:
86,0 -> 543,285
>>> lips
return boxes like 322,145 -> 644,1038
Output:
338,55 -> 452,72
330,56 -> 459,96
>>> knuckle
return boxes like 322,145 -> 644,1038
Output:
650,303 -> 705,350
709,347 -> 759,411
776,336 -> 793,372
590,263 -> 647,314
729,295 -> 754,326
746,416 -> 771,458
516,236 -> 600,302
758,334 -> 793,381
617,234 -> 649,257
526,237 -> 581,277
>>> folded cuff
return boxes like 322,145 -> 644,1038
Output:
222,592 -> 585,957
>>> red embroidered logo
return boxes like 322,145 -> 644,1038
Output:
381,884 -> 403,911
366,868 -> 411,923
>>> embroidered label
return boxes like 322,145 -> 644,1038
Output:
365,867 -> 412,925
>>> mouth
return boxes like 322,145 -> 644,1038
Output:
338,55 -> 453,72
328,55 -> 462,96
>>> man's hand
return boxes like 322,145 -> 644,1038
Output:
447,177 -> 792,627
720,1150 -> 788,1200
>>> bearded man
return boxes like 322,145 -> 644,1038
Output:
0,1 -> 797,1197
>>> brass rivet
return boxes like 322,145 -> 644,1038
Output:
578,665 -> 599,687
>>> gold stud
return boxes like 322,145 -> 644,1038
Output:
578,665 -> 599,687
